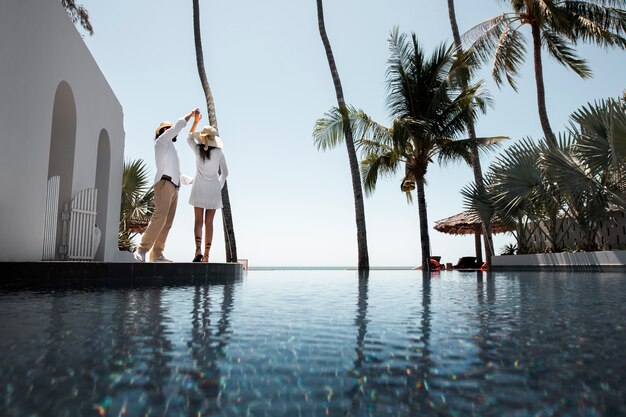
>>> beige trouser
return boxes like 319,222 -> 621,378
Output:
138,180 -> 178,259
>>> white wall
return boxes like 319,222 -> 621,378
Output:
493,250 -> 626,270
525,211 -> 626,252
0,0 -> 126,261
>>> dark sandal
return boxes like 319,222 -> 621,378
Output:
192,254 -> 202,262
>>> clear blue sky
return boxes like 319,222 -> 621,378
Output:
79,0 -> 625,267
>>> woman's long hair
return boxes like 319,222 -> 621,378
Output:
198,144 -> 217,161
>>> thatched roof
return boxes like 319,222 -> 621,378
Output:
433,210 -> 514,235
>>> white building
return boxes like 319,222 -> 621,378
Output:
0,0 -> 129,262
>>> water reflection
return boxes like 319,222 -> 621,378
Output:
185,282 -> 236,414
1,271 -> 625,416
0,284 -> 238,417
346,271 -> 369,412
104,289 -> 175,415
347,272 -> 435,416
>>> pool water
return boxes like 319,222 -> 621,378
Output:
1,270 -> 625,416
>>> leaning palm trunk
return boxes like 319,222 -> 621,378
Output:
531,23 -> 556,146
446,0 -> 494,268
316,0 -> 369,271
192,0 -> 237,262
416,176 -> 432,271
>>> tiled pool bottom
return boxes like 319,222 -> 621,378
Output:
1,270 -> 625,417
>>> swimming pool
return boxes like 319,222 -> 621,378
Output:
1,270 -> 624,416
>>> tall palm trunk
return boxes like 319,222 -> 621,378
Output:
416,176 -> 431,271
192,0 -> 238,262
531,21 -> 557,146
316,0 -> 369,271
447,0 -> 494,268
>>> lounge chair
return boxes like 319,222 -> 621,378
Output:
453,256 -> 481,270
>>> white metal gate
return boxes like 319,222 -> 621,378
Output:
42,176 -> 60,260
66,188 -> 99,261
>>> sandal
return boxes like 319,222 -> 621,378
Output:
193,235 -> 203,262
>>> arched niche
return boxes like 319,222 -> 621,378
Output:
95,129 -> 111,261
47,81 -> 76,259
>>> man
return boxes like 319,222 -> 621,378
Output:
133,108 -> 199,262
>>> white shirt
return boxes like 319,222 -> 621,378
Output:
186,134 -> 228,188
153,117 -> 187,186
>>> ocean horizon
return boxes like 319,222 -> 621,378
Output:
247,265 -> 416,271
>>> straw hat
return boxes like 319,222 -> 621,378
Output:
191,125 -> 223,150
155,121 -> 173,136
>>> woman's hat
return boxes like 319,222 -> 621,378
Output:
191,125 -> 223,150
155,121 -> 173,136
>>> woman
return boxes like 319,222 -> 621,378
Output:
187,112 -> 228,262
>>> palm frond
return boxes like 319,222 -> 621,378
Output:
491,23 -> 527,89
119,158 -> 155,250
463,13 -> 520,68
568,97 -> 626,207
542,29 -> 592,77
562,2 -> 626,47
349,107 -> 394,149
460,181 -> 497,224
360,150 -> 400,196
313,106 -> 346,151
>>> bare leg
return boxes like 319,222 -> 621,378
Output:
193,207 -> 204,260
202,209 -> 216,262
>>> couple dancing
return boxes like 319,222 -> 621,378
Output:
133,108 -> 228,263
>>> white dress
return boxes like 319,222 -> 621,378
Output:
187,135 -> 228,209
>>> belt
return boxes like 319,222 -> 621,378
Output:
161,175 -> 180,189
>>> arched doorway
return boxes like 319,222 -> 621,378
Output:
47,81 -> 76,260
95,130 -> 111,261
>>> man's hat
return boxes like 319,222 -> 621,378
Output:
155,121 -> 173,136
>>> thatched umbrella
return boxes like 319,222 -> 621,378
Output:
433,210 -> 514,261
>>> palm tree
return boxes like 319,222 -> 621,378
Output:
447,0 -> 497,268
192,0 -> 238,262
314,30 -> 504,270
119,159 -> 155,251
488,137 -> 573,252
61,0 -> 93,35
464,0 -> 626,145
315,0 -> 369,271
566,97 -> 626,209
488,97 -> 625,253
540,97 -> 626,249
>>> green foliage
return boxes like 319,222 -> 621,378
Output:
500,243 -> 517,255
313,28 -> 505,268
118,159 -> 155,252
483,95 -> 626,253
464,1 -> 626,90
60,0 -> 93,35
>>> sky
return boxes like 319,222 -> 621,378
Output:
77,0 -> 625,267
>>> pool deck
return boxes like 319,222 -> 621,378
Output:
0,261 -> 244,289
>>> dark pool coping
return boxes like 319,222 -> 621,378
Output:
0,261 -> 244,289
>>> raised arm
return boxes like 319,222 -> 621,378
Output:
189,109 -> 202,133
156,108 -> 199,145
184,108 -> 199,123
187,110 -> 203,151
